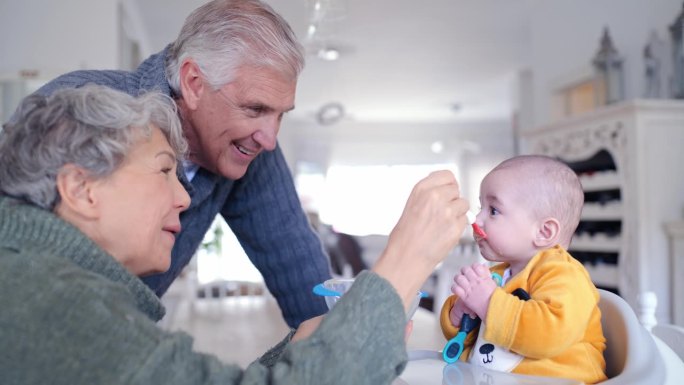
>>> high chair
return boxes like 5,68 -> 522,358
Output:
597,289 -> 665,384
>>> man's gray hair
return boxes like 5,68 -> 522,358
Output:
166,0 -> 305,93
0,85 -> 187,210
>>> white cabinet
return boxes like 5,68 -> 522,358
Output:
521,99 -> 684,323
664,221 -> 684,327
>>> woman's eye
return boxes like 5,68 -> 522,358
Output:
161,167 -> 173,175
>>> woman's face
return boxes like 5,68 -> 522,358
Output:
92,126 -> 190,276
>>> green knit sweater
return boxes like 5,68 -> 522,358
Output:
0,196 -> 408,384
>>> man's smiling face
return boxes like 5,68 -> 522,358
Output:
184,65 -> 296,179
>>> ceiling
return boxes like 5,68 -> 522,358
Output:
133,0 -> 533,125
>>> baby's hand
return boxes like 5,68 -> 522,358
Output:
452,263 -> 497,320
449,298 -> 476,327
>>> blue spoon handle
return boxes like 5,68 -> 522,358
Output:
443,315 -> 481,363
442,273 -> 503,363
312,283 -> 342,297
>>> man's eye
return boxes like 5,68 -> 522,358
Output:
161,167 -> 172,175
248,106 -> 265,114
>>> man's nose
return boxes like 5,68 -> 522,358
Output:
252,120 -> 279,151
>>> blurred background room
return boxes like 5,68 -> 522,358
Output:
2,0 -> 684,366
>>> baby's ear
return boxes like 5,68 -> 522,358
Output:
533,217 -> 560,248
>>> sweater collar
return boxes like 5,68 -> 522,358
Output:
0,196 -> 165,321
136,45 -> 174,98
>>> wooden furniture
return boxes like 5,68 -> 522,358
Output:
521,99 -> 684,323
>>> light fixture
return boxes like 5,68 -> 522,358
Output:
316,102 -> 345,125
317,47 -> 340,61
431,141 -> 444,154
307,24 -> 317,38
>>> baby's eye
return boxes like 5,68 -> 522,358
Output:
489,207 -> 500,216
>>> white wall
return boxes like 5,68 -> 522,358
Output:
0,0 -> 119,78
0,0 -> 121,123
522,0 -> 683,129
279,118 -> 515,216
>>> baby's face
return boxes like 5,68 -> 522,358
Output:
474,168 -> 540,272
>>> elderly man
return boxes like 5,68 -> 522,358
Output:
31,0 -> 329,327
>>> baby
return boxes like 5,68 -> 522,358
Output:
440,155 -> 607,384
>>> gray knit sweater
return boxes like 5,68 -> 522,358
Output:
0,196 -> 408,384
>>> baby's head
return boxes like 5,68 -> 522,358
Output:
476,155 -> 583,270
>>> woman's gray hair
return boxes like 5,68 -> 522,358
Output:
166,0 -> 305,93
0,84 -> 187,210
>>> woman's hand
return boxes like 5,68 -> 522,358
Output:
404,320 -> 414,342
291,315 -> 324,342
373,170 -> 469,310
292,317 -> 414,344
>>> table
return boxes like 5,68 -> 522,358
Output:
394,350 -> 581,385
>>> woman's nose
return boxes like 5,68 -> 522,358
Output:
174,178 -> 191,211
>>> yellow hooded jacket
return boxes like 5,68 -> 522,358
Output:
440,245 -> 607,384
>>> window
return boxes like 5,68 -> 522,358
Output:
196,217 -> 263,285
297,163 -> 459,236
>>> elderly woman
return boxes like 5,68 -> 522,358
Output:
0,85 -> 469,384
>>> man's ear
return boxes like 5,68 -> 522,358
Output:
533,217 -> 561,248
178,59 -> 205,111
55,164 -> 99,220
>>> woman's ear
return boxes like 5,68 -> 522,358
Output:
533,217 -> 561,248
54,164 -> 99,220
178,59 -> 205,111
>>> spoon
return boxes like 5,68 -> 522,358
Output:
442,272 -> 507,364
314,283 -> 428,298
466,211 -> 487,239
313,283 -> 342,297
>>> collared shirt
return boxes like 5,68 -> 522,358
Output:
183,159 -> 200,182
